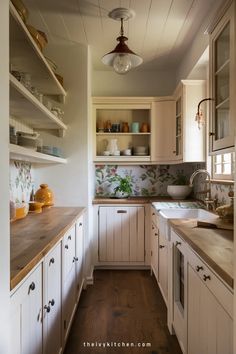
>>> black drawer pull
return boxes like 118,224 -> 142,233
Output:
152,213 -> 155,216
65,245 -> 69,249
117,210 -> 127,213
44,305 -> 50,313
49,257 -> 55,266
175,241 -> 181,246
159,245 -> 165,249
29,282 -> 35,293
203,274 -> 211,282
73,256 -> 79,262
49,299 -> 55,306
196,265 -> 203,272
68,235 -> 72,240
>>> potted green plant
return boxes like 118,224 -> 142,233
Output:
167,171 -> 192,200
109,175 -> 133,198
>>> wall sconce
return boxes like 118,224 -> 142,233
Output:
195,98 -> 214,129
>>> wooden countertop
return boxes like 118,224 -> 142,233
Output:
10,207 -> 85,290
93,196 -> 197,205
170,219 -> 233,288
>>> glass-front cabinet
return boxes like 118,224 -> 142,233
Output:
210,3 -> 235,152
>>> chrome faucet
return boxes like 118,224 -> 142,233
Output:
189,169 -> 214,210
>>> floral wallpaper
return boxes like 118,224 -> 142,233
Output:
95,164 -> 234,206
10,161 -> 34,203
95,164 -> 203,197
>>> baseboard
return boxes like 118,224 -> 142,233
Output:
94,265 -> 150,270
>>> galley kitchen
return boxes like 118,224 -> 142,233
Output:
0,0 -> 235,353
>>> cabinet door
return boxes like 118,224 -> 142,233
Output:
188,264 -> 233,354
43,243 -> 62,354
10,264 -> 43,354
62,226 -> 76,343
98,206 -> 145,262
210,4 -> 235,151
151,222 -> 159,281
158,232 -> 168,304
151,100 -> 176,162
75,215 -> 84,302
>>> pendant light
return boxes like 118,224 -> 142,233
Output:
102,8 -> 143,74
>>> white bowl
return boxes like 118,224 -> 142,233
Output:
167,185 -> 192,200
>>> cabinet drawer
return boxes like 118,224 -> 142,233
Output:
62,225 -> 76,280
188,247 -> 233,318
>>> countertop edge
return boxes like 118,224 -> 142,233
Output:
170,220 -> 233,289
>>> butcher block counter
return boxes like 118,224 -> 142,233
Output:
170,219 -> 233,288
10,207 -> 85,290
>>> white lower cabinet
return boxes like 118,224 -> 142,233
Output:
188,250 -> 233,354
98,206 -> 145,263
150,221 -> 159,280
158,231 -> 168,305
62,225 -> 76,343
75,215 -> 84,302
11,215 -> 85,354
10,263 -> 43,354
43,243 -> 62,354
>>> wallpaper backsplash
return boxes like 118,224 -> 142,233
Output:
10,161 -> 34,203
95,164 -> 234,206
95,164 -> 202,197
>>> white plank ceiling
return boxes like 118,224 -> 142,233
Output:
23,0 -> 225,71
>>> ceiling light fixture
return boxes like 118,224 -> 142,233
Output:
102,8 -> 143,75
195,98 -> 214,129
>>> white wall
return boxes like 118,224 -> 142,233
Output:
92,69 -> 176,96
0,0 -> 10,353
34,42 -> 93,280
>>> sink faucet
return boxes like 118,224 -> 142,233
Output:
189,169 -> 214,210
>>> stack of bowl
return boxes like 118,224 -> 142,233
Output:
133,146 -> 148,156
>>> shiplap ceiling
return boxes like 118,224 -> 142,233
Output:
23,0 -> 224,71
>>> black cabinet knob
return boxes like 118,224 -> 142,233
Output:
175,241 -> 181,246
49,257 -> 55,265
49,299 -> 55,306
203,274 -> 211,281
68,235 -> 72,240
65,245 -> 69,249
73,256 -> 79,262
44,305 -> 50,313
196,265 -> 203,272
159,245 -> 165,249
79,222 -> 83,226
29,282 -> 35,292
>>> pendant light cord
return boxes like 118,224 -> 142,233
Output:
120,18 -> 124,36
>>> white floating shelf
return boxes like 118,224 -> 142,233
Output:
96,132 -> 151,135
94,156 -> 151,163
10,74 -> 67,133
10,1 -> 66,98
10,144 -> 67,164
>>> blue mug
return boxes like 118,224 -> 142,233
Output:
131,122 -> 139,133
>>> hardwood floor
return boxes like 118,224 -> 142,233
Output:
64,270 -> 182,354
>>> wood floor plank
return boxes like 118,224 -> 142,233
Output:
64,270 -> 182,354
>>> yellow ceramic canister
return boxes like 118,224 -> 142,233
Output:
35,184 -> 54,208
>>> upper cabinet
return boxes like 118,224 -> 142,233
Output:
92,97 -> 152,163
173,80 -> 206,163
9,1 -> 68,164
209,2 -> 235,152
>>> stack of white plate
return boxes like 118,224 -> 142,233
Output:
133,146 -> 148,156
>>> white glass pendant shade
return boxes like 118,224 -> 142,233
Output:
113,53 -> 132,74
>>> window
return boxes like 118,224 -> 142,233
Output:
212,152 -> 234,180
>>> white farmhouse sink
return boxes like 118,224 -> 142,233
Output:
159,208 -> 217,221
